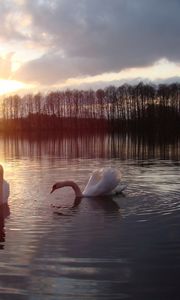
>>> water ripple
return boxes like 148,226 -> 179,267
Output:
0,155 -> 179,299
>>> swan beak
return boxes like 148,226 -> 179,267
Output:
50,187 -> 54,194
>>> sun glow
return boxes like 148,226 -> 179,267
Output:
0,79 -> 25,95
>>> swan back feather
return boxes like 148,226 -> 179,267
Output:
83,167 -> 121,197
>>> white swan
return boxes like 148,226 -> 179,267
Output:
0,165 -> 10,205
50,167 -> 126,198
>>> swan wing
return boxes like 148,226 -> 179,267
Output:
83,167 -> 121,196
82,169 -> 101,196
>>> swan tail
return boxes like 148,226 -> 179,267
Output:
112,184 -> 127,195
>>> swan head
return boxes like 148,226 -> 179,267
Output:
50,182 -> 71,194
50,183 -> 59,194
50,181 -> 82,198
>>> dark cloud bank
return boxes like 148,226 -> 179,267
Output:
13,0 -> 180,84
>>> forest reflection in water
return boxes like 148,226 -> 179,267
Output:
1,133 -> 180,161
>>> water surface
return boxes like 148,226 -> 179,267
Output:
0,134 -> 180,299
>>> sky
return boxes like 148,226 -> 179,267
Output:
0,0 -> 180,95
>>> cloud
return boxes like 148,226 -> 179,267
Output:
13,0 -> 180,84
0,53 -> 13,79
0,1 -> 28,41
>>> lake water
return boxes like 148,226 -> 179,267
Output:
0,134 -> 180,300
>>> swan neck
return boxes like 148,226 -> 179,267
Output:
57,181 -> 83,198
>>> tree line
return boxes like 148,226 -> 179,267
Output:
1,82 -> 180,134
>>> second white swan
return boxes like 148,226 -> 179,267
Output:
0,165 -> 10,205
50,167 -> 126,198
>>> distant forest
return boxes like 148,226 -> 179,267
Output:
1,82 -> 180,135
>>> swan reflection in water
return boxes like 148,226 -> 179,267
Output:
0,165 -> 10,249
52,195 -> 122,216
0,204 -> 10,248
